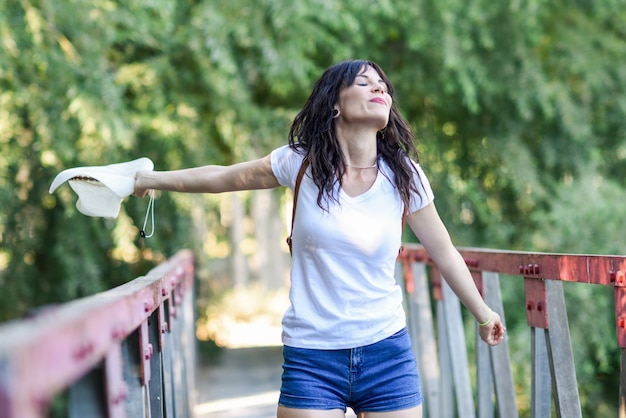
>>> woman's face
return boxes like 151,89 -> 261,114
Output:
335,65 -> 392,130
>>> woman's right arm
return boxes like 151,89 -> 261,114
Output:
134,154 -> 280,197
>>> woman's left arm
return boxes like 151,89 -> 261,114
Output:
407,202 -> 506,346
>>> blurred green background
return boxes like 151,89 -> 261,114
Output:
1,0 -> 625,415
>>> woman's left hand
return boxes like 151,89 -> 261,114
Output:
478,311 -> 506,346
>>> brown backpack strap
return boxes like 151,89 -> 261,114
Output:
286,158 -> 309,255
399,207 -> 407,254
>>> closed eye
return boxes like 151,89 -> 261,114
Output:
355,76 -> 388,93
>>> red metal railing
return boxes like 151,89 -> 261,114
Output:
2,245 -> 626,417
398,244 -> 626,418
0,250 -> 196,418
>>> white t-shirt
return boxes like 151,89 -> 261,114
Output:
271,145 -> 435,349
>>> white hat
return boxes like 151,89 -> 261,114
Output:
49,157 -> 154,219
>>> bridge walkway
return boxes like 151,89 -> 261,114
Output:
195,345 -> 359,418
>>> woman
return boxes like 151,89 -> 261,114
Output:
135,60 -> 506,418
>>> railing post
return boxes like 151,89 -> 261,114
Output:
480,271 -> 517,418
614,274 -> 626,418
474,271 -> 494,418
437,295 -> 455,418
121,327 -> 147,417
545,279 -> 582,418
402,259 -> 441,418
525,276 -> 552,418
525,276 -> 582,418
430,265 -> 455,418
441,275 -> 476,417
147,309 -> 165,418
161,298 -> 176,418
621,350 -> 626,418
173,272 -> 196,417
531,328 -> 551,417
476,271 -> 517,418
104,342 -> 127,418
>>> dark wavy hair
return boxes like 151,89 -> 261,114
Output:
288,59 -> 423,213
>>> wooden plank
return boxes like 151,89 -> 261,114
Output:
618,348 -> 626,418
147,311 -> 165,418
483,272 -> 518,418
179,283 -> 196,417
545,280 -> 582,418
161,309 -> 175,418
437,300 -> 455,418
121,330 -> 147,418
442,279 -> 476,418
408,262 -> 441,418
531,328 -> 551,418
104,343 -> 126,418
171,286 -> 185,417
476,334 -> 494,418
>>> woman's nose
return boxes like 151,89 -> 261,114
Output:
372,83 -> 386,94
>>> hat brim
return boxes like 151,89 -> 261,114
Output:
49,157 -> 154,218
49,157 -> 154,197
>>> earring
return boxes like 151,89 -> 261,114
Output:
332,108 -> 340,118
378,128 -> 386,140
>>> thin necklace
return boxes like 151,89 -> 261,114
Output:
346,161 -> 378,169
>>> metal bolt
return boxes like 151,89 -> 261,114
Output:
74,342 -> 93,360
111,327 -> 124,341
144,346 -> 152,360
113,385 -> 128,405
533,264 -> 540,275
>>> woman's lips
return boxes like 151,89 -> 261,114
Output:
370,98 -> 386,105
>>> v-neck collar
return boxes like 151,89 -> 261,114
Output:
338,170 -> 382,203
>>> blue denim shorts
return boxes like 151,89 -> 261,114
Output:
279,328 -> 423,414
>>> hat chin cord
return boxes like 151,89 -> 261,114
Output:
140,190 -> 155,238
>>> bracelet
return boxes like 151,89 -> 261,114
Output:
478,310 -> 494,327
